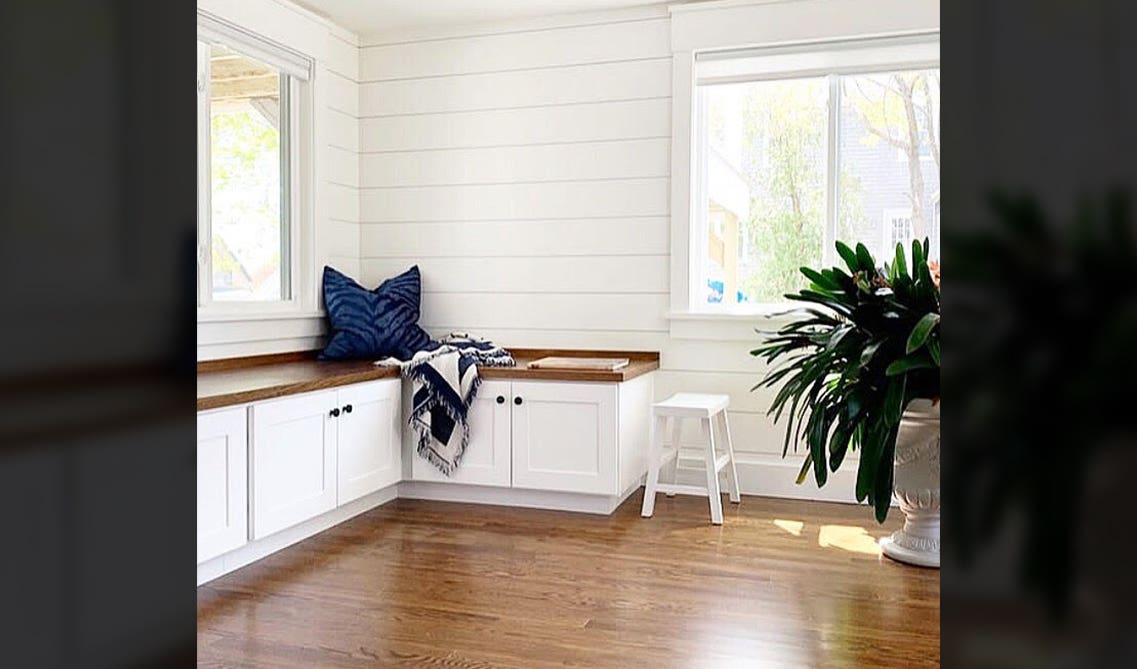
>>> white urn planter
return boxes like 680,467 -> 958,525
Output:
879,399 -> 940,568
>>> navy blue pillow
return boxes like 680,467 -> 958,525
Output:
320,265 -> 431,360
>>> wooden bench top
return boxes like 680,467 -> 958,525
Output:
197,348 -> 659,411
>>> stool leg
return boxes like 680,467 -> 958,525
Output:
719,411 -> 741,504
665,416 -> 682,496
701,417 -> 724,525
641,414 -> 667,517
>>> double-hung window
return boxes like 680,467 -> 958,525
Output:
196,15 -> 311,313
691,36 -> 939,309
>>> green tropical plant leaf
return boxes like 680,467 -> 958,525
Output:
835,241 -> 859,272
906,313 -> 940,353
886,354 -> 935,376
855,243 -> 874,270
752,238 -> 939,524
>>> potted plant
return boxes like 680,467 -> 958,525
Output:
751,239 -> 941,567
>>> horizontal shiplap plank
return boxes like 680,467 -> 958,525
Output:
360,217 -> 668,257
323,182 -> 359,222
362,256 -> 667,294
322,69 -> 358,116
323,33 -> 359,81
323,109 -> 360,151
418,327 -> 669,352
359,19 -> 668,81
360,98 -> 669,152
323,219 -> 359,258
661,340 -> 771,375
359,59 -> 670,117
654,369 -> 774,415
360,178 -> 668,222
324,145 -> 359,188
360,138 -> 668,187
325,255 -> 360,281
668,409 -> 785,456
420,293 -> 668,332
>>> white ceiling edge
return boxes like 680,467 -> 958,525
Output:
291,0 -> 690,46
364,3 -> 674,46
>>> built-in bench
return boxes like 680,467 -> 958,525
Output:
196,348 -> 659,584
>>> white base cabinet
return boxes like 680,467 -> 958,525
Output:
408,375 -> 652,499
251,389 -> 338,540
197,407 -> 248,564
410,379 -> 512,487
511,381 -> 618,494
251,380 -> 402,541
337,380 -> 402,504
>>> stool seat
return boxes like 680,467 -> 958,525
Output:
641,393 -> 740,525
652,393 -> 730,418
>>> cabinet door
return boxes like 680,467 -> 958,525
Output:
197,407 -> 247,563
411,380 -> 512,487
337,379 -> 402,504
250,389 -> 337,539
511,381 -> 618,494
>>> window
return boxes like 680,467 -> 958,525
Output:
197,15 -> 311,313
692,37 -> 939,309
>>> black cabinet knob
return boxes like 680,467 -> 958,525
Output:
343,404 -> 353,413
514,397 -> 523,405
329,407 -> 341,417
496,396 -> 505,404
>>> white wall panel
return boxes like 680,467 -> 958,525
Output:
420,293 -> 668,333
360,139 -> 668,187
360,98 -> 669,152
362,256 -> 667,294
360,58 -> 670,116
360,18 -> 669,81
360,217 -> 669,258
360,178 -> 668,222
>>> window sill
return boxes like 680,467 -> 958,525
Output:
196,309 -> 324,324
667,307 -> 806,341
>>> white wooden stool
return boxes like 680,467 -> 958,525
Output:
641,393 -> 740,525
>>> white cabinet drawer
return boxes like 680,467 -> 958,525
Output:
197,407 -> 247,563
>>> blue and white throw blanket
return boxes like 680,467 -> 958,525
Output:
376,333 -> 514,475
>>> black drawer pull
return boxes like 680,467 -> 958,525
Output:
496,396 -> 505,404
343,404 -> 353,413
329,407 -> 341,418
514,397 -> 523,406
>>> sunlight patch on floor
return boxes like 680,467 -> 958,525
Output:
773,519 -> 804,536
818,524 -> 882,555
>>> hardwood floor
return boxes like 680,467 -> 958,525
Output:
198,494 -> 939,668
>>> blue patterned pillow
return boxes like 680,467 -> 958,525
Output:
319,265 -> 431,360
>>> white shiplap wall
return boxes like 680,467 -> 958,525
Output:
196,0 -> 361,360
355,6 -> 853,501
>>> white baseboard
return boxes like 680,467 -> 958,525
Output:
667,450 -> 893,506
197,484 -> 398,585
398,477 -> 644,515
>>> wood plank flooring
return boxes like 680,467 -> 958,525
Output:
198,494 -> 939,668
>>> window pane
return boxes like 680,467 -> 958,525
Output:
208,43 -> 287,302
699,78 -> 827,306
838,70 -> 940,263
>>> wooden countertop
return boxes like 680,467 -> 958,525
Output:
197,348 -> 659,411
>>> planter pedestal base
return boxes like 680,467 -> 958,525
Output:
880,399 -> 940,569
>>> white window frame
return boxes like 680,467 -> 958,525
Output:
666,0 -> 940,339
686,35 -> 938,314
196,11 -> 315,322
